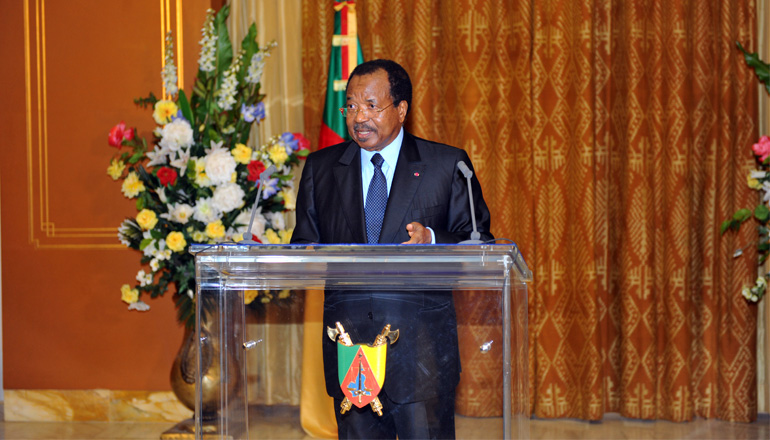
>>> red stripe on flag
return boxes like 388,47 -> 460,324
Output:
318,123 -> 346,150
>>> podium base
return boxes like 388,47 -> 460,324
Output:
160,417 -> 239,440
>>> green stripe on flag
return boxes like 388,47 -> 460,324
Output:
319,1 -> 364,149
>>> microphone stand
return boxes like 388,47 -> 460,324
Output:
457,161 -> 483,244
240,164 -> 276,244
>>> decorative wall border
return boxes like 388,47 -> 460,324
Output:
22,0 -> 184,249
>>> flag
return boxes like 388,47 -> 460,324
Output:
318,0 -> 364,149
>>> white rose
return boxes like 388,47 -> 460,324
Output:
205,149 -> 237,186
193,197 -> 222,224
159,118 -> 194,152
234,209 -> 266,239
265,211 -> 286,231
211,183 -> 246,213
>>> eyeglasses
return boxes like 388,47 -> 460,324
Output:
339,102 -> 394,118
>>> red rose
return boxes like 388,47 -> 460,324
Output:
157,167 -> 178,186
108,121 -> 134,148
293,132 -> 310,153
247,160 -> 266,182
123,126 -> 135,141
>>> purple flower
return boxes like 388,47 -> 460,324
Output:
281,132 -> 299,151
261,177 -> 279,199
170,110 -> 186,122
242,102 -> 266,123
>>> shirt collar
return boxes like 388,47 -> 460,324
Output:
360,127 -> 404,169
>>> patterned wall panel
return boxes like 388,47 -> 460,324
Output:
302,0 -> 760,422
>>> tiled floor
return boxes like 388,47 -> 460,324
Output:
0,410 -> 768,439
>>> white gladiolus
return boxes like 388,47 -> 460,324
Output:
162,203 -> 195,224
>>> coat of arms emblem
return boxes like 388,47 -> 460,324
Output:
327,322 -> 399,415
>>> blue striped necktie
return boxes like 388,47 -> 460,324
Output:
365,153 -> 388,244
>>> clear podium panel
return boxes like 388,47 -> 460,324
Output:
193,244 -> 531,439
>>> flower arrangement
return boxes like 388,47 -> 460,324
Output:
107,6 -> 308,327
721,42 -> 770,303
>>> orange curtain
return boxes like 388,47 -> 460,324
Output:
302,0 -> 760,422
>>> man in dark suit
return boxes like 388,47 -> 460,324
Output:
291,59 -> 492,439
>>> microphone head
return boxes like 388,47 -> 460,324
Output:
259,164 -> 277,183
457,160 -> 473,178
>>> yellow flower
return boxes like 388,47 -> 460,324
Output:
232,143 -> 252,164
278,289 -> 291,299
268,143 -> 289,167
244,290 -> 258,305
205,220 -> 226,239
264,228 -> 281,244
278,229 -> 292,244
107,159 -> 125,180
153,100 -> 178,125
279,189 -> 296,210
166,231 -> 187,252
121,284 -> 139,304
748,173 -> 762,190
192,230 -> 207,242
194,158 -> 211,187
121,171 -> 146,198
136,209 -> 158,230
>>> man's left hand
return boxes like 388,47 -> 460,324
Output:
402,222 -> 431,244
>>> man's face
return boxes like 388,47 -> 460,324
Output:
345,69 -> 408,152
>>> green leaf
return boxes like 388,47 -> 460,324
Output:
139,238 -> 152,250
214,5 -> 233,84
237,24 -> 259,84
737,41 -> 770,95
756,204 -> 770,222
133,92 -> 158,109
720,220 -> 731,235
296,149 -> 310,158
178,90 -> 194,125
128,152 -> 144,164
136,197 -> 145,211
734,208 -> 752,222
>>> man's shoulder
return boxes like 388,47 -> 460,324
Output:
407,133 -> 468,160
305,140 -> 356,166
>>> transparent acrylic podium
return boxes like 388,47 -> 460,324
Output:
191,243 -> 531,439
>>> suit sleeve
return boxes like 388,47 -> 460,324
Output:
290,155 -> 321,244
432,150 -> 494,244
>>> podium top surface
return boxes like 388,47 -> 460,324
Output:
190,243 -> 532,291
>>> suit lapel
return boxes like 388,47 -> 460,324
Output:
380,133 -> 425,243
332,141 -> 367,243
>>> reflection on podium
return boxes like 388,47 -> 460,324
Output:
191,243 -> 531,439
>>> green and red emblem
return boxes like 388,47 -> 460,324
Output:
338,343 -> 387,408
327,322 -> 399,416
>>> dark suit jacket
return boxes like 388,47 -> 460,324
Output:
291,131 -> 493,403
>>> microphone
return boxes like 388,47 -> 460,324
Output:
240,164 -> 277,243
457,161 -> 483,244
